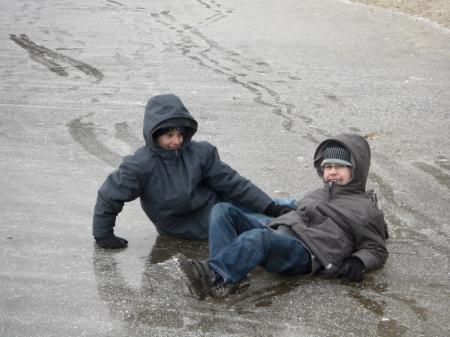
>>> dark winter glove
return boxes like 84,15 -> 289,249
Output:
95,234 -> 128,249
263,202 -> 295,218
341,257 -> 365,282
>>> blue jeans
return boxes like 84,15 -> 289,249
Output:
208,202 -> 312,284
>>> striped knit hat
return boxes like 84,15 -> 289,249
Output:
321,143 -> 352,167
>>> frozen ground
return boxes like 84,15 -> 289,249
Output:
1,1 -> 449,336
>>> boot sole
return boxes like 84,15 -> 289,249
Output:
173,254 -> 204,300
209,278 -> 250,298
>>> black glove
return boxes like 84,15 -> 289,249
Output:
341,257 -> 365,282
263,202 -> 295,218
95,234 -> 128,249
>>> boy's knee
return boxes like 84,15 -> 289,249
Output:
211,202 -> 241,218
241,228 -> 266,242
242,228 -> 285,251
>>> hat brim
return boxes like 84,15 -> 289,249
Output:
321,158 -> 352,167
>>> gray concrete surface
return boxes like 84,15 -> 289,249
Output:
1,0 -> 449,336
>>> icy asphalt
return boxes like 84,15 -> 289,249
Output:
1,0 -> 449,336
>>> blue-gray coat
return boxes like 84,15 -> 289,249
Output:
93,94 -> 273,240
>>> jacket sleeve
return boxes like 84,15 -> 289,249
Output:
202,145 -> 273,212
351,209 -> 389,272
92,156 -> 142,238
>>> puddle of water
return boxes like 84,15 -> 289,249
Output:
350,288 -> 385,316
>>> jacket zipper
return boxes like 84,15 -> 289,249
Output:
327,181 -> 334,201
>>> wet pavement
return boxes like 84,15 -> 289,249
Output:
1,0 -> 449,336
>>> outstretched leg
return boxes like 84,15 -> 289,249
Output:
209,228 -> 311,284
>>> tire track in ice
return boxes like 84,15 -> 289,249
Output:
196,0 -> 234,26
10,33 -> 103,82
67,115 -> 122,167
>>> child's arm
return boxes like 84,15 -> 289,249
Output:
348,210 -> 389,273
92,156 -> 142,247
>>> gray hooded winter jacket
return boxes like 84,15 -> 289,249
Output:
268,134 -> 388,276
93,94 -> 273,240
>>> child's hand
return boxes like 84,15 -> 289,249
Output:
263,202 -> 295,217
341,257 -> 365,282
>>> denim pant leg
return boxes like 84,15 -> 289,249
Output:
209,227 -> 311,284
208,202 -> 265,258
259,231 -> 312,276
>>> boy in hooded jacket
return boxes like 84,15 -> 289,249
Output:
93,94 -> 294,249
174,134 -> 389,300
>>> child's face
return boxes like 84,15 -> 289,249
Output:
156,130 -> 184,150
322,164 -> 353,185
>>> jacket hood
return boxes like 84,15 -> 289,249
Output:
143,94 -> 198,148
313,134 -> 371,193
